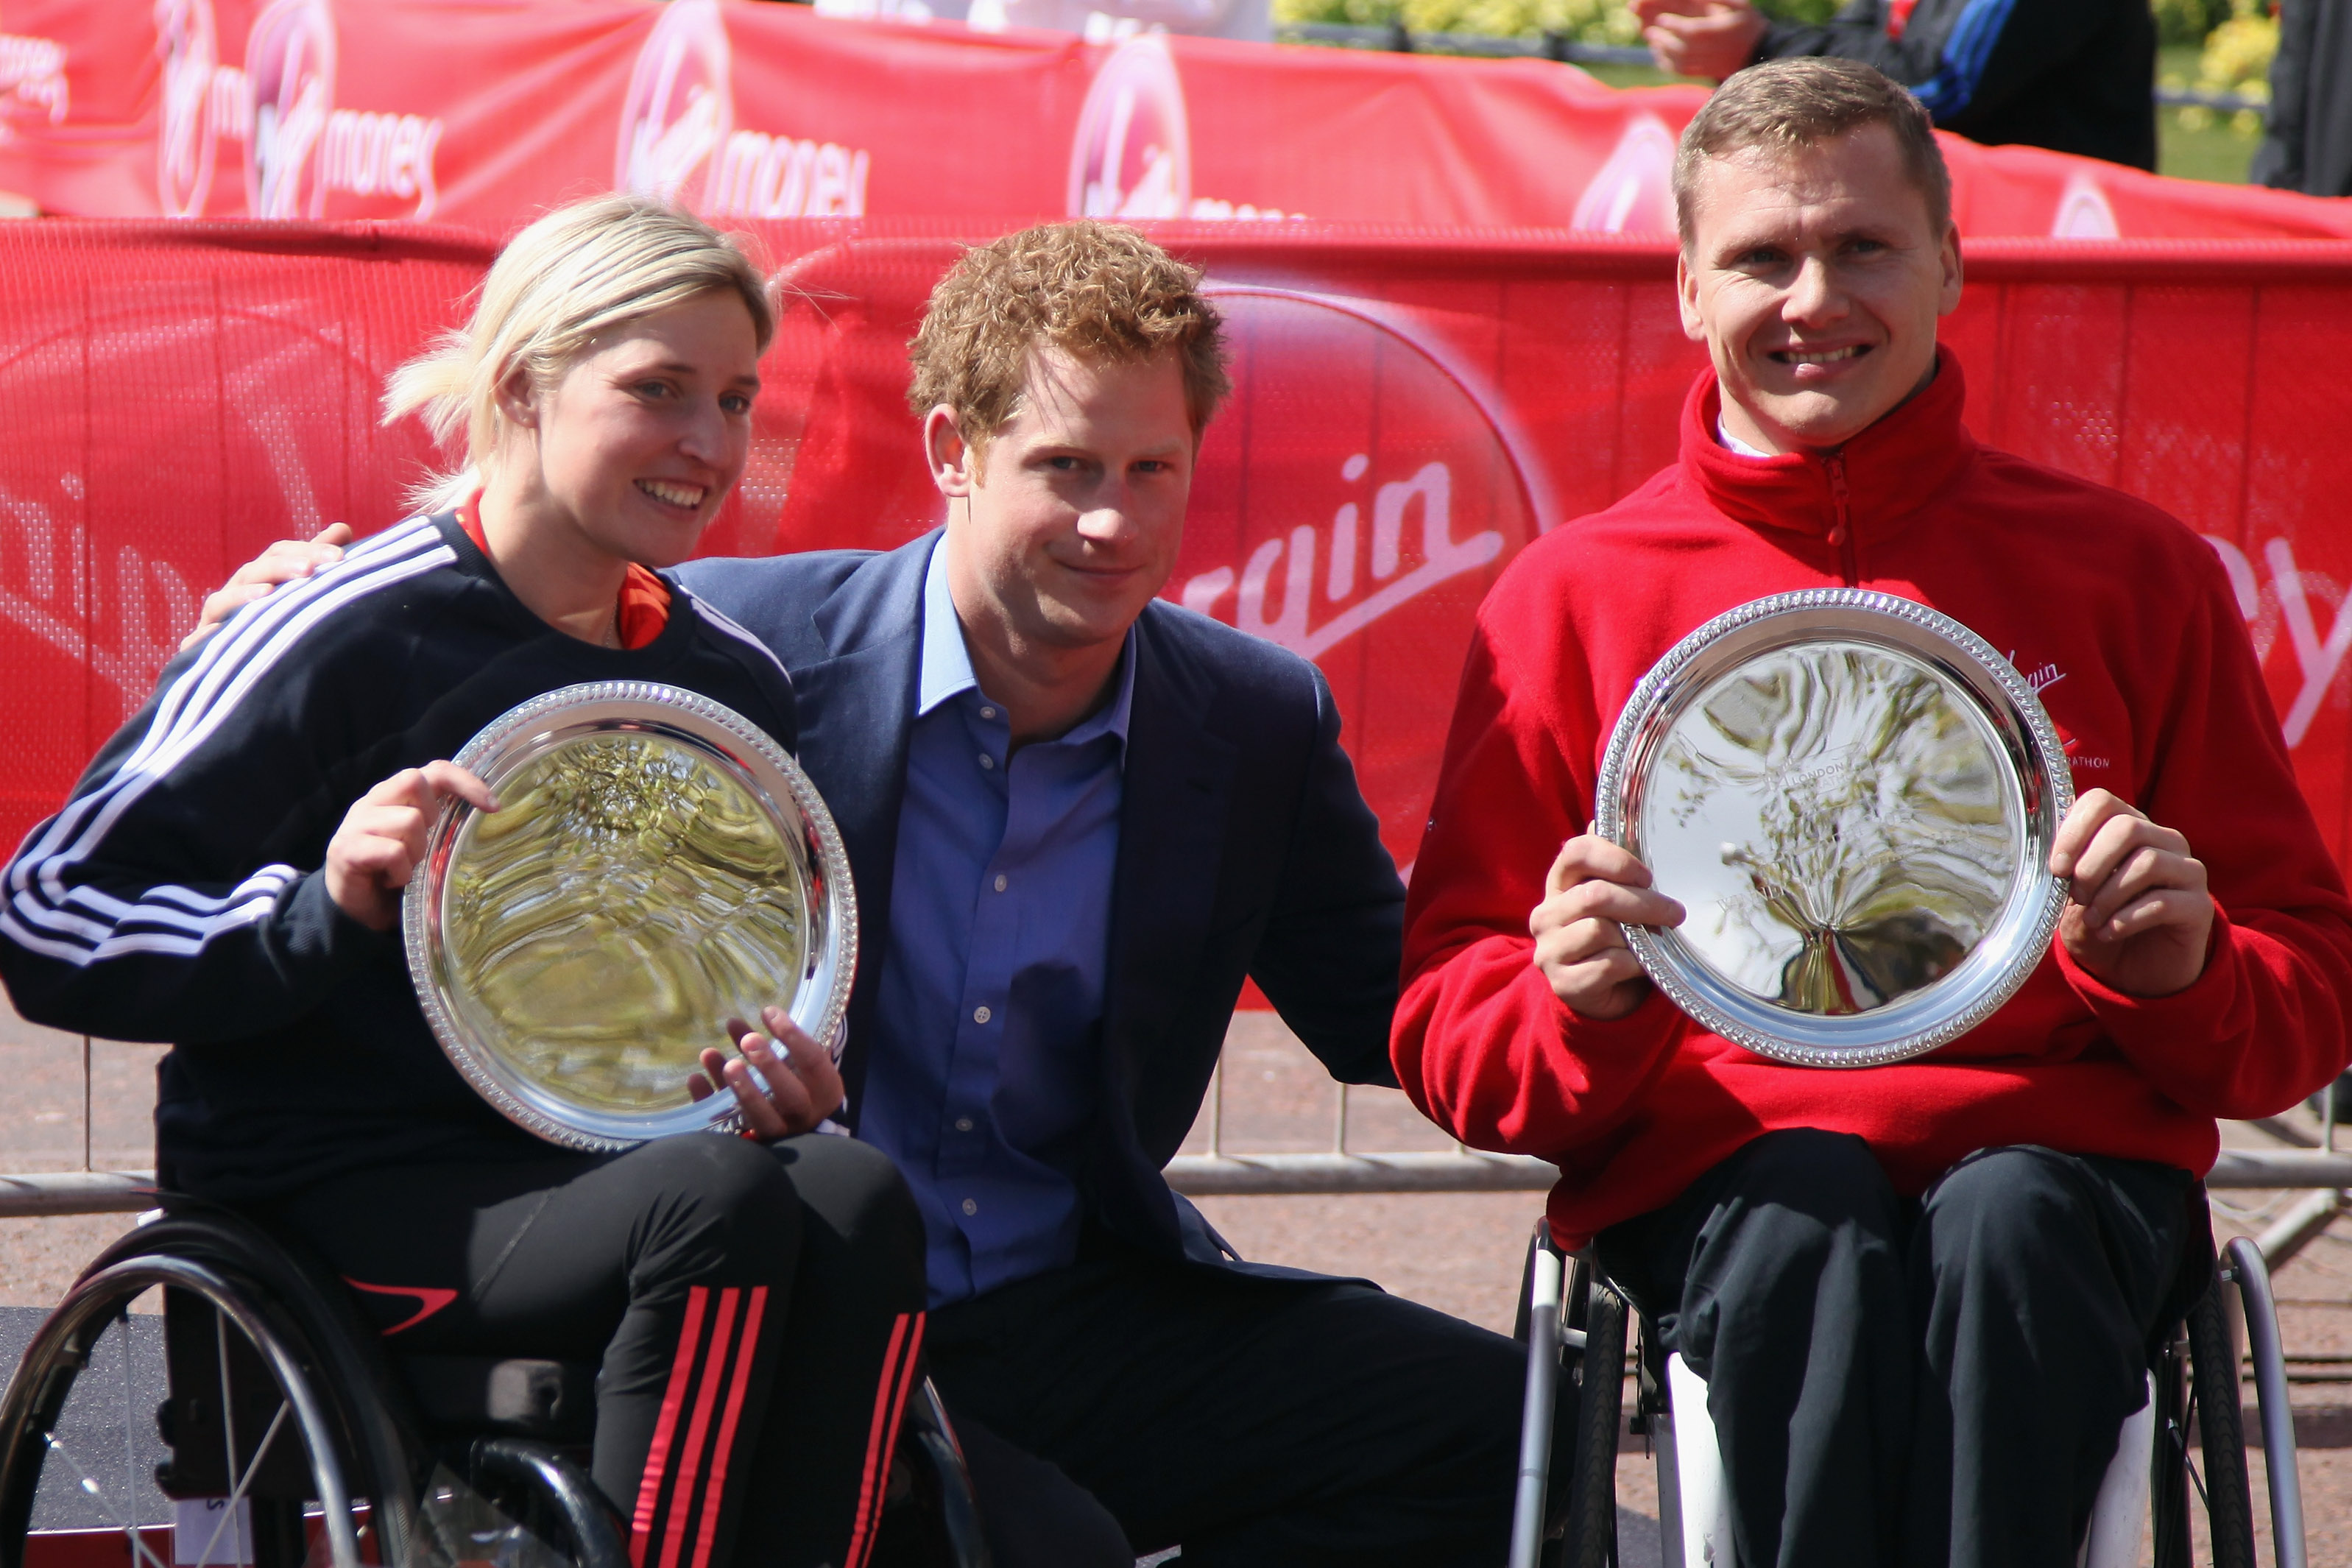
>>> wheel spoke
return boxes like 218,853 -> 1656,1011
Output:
194,1401 -> 288,1568
119,1309 -> 143,1563
40,1433 -> 172,1568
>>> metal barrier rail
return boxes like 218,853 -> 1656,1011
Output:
0,1110 -> 2341,1215
1275,23 -> 2272,117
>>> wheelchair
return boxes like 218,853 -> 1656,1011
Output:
1506,1196 -> 2309,1568
0,1197 -> 989,1568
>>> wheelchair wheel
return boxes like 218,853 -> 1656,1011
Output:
0,1212 -> 425,1568
1559,1265 -> 1626,1568
2151,1286 -> 2257,1568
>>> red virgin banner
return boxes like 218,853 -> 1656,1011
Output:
4,0 -> 2352,241
5,221 -> 2352,891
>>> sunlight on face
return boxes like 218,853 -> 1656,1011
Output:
1677,123 -> 1963,454
954,347 -> 1196,655
521,289 -> 763,569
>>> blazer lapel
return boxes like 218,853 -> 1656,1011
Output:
1101,608 -> 1237,1112
792,533 -> 935,1116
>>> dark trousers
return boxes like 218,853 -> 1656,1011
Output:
269,1133 -> 927,1568
920,1238 -> 1565,1567
1595,1129 -> 2193,1568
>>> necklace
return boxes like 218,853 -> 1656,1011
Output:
599,604 -> 622,650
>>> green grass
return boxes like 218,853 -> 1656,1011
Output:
1431,43 -> 2264,185
2155,42 -> 2263,185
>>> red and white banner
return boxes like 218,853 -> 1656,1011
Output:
4,0 -> 2352,240
5,221 -> 2352,893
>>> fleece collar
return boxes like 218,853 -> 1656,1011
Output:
1681,349 -> 1980,548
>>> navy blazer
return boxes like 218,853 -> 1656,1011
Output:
674,532 -> 1405,1265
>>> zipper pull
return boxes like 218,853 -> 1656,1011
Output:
1823,453 -> 1859,585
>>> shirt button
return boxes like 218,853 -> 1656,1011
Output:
978,753 -> 995,770
961,1198 -> 979,1216
993,874 -> 1008,893
956,1117 -> 975,1132
972,1005 -> 992,1025
980,705 -> 997,720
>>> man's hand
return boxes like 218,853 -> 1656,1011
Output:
691,1007 -> 847,1140
2049,789 -> 2213,998
323,760 -> 497,930
180,523 -> 355,652
1530,835 -> 1686,1020
1629,0 -> 1767,81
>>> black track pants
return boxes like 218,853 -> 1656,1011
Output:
269,1133 -> 928,1568
922,1239 -> 1566,1567
1595,1129 -> 2192,1568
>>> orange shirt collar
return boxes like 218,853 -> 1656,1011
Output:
455,491 -> 672,651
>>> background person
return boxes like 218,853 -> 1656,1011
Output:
1393,58 -> 2352,1568
194,219 -> 1567,1568
1631,0 -> 2159,169
1,195 -> 926,1568
2252,0 -> 2352,197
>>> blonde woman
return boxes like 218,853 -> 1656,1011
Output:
0,196 -> 925,1568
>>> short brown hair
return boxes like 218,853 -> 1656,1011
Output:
906,220 -> 1230,459
1671,57 -> 1952,250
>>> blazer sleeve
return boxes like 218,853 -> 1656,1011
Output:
0,613 -> 385,1045
1246,665 -> 1408,1090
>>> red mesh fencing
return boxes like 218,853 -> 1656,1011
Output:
7,219 -> 2352,892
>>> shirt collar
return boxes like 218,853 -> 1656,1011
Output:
917,535 -> 977,716
914,533 -> 1138,746
1716,415 -> 1771,459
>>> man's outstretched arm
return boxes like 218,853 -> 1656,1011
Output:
1393,607 -> 1687,1159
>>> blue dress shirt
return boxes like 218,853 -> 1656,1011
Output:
858,539 -> 1135,1307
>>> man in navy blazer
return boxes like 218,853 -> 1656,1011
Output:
195,222 -> 1552,1564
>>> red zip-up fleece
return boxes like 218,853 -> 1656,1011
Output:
1394,353 -> 2352,1248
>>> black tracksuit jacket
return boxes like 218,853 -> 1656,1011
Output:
0,512 -> 800,1201
1756,0 -> 2158,171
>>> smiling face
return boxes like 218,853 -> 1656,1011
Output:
934,345 -> 1196,659
515,288 -> 761,568
1677,121 -> 1963,454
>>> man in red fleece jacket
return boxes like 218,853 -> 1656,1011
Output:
1394,57 -> 2352,1568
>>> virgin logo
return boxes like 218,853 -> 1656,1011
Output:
618,0 -> 733,208
243,0 -> 334,219
1171,286 -> 1537,850
2050,174 -> 2121,239
1571,114 -> 1677,235
155,0 -> 218,218
1176,290 -> 1527,658
1068,35 -> 1190,219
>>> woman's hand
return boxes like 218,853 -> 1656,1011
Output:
692,1007 -> 847,1139
180,523 -> 355,651
323,760 -> 497,930
1530,834 -> 1686,1020
2049,789 -> 2213,998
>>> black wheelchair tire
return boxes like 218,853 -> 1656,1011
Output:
0,1251 -> 392,1568
467,1437 -> 631,1568
2186,1285 -> 2258,1568
1561,1276 -> 1626,1568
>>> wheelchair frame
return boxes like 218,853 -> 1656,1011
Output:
1508,1220 -> 2307,1568
0,1201 -> 991,1568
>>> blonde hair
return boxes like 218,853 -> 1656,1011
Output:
906,220 -> 1229,462
384,194 -> 774,512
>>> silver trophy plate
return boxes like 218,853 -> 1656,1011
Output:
404,682 -> 857,1150
1595,591 -> 2072,1067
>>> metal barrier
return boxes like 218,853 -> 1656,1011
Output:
0,1062 -> 2343,1224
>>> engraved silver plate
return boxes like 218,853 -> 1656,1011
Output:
1595,591 -> 2072,1068
403,682 -> 857,1150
